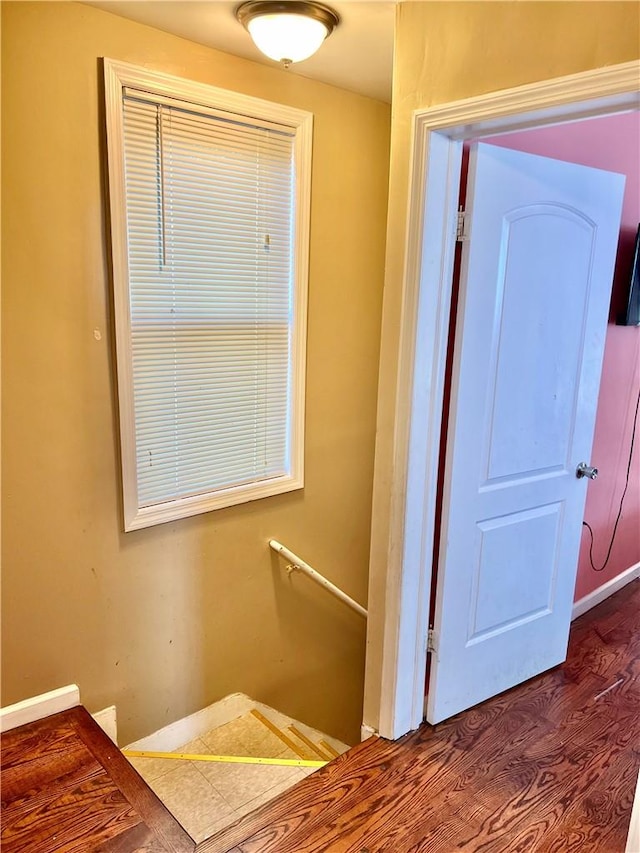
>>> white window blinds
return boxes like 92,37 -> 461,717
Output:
105,62 -> 311,530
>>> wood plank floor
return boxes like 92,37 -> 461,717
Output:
200,579 -> 640,853
1,705 -> 195,852
2,581 -> 637,852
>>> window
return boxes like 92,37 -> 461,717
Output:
104,60 -> 312,530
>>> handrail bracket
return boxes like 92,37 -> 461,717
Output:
269,539 -> 368,619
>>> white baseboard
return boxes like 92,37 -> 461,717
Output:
360,722 -> 378,742
126,692 -> 255,752
0,684 -> 80,733
92,706 -> 118,745
125,692 -> 351,755
572,562 -> 640,621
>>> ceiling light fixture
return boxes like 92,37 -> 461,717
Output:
236,1 -> 340,68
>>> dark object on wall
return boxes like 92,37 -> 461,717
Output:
582,383 -> 640,572
617,222 -> 640,326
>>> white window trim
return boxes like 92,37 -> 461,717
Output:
103,58 -> 313,531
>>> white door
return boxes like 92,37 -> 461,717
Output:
427,143 -> 625,724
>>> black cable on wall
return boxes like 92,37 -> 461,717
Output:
582,384 -> 640,573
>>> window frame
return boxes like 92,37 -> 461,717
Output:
103,58 -> 312,531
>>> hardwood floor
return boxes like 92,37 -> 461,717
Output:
1,705 -> 194,852
2,581 -> 637,852
200,579 -> 640,853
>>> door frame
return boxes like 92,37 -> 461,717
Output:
364,60 -> 640,741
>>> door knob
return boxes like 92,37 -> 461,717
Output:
576,462 -> 598,480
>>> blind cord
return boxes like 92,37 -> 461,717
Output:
582,383 -> 640,572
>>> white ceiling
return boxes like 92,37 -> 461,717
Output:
85,1 -> 396,102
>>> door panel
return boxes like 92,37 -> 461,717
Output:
427,143 -> 625,724
469,502 -> 561,643
485,207 -> 594,481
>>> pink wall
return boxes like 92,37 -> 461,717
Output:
487,112 -> 640,601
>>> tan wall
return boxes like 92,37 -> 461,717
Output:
364,1 -> 640,732
1,1 -> 390,745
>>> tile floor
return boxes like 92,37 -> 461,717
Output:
127,710 -> 348,843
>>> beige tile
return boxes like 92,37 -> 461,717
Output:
237,713 -> 300,758
327,740 -> 350,756
126,752 -> 177,784
200,718 -> 251,756
174,736 -> 211,756
200,713 -> 295,759
148,762 -> 236,843
234,771 -> 307,819
277,746 -> 306,760
286,730 -> 335,762
176,737 -> 239,785
198,758 -> 304,810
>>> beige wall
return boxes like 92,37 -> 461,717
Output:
1,1 -> 390,745
364,1 -> 640,732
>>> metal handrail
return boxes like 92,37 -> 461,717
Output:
269,540 -> 368,619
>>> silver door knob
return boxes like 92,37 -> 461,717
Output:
576,462 -> 598,480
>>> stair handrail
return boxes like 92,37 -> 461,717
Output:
269,540 -> 368,619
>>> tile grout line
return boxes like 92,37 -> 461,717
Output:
189,758 -> 245,820
187,726 -> 305,820
250,709 -> 309,760
126,707 -> 334,841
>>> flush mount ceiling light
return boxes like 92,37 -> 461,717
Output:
236,1 -> 340,68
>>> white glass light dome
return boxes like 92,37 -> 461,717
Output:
247,13 -> 327,64
237,2 -> 340,67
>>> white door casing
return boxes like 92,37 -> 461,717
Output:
362,60 -> 640,742
426,143 -> 625,723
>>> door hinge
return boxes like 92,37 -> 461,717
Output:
456,209 -> 470,242
427,628 -> 436,654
